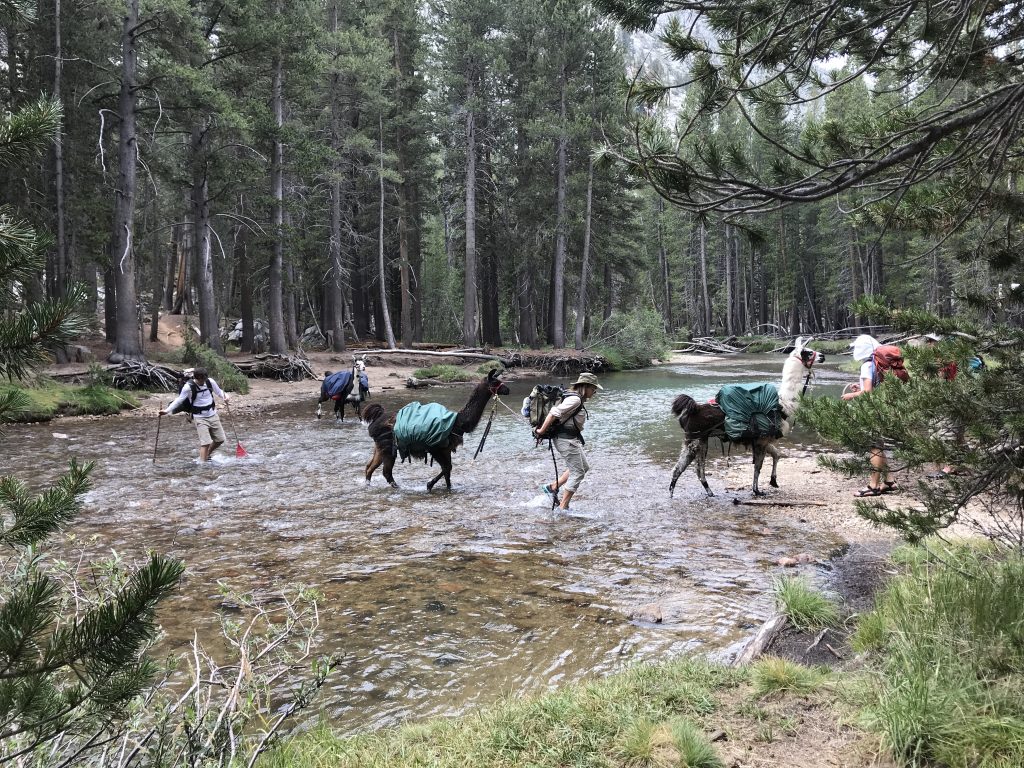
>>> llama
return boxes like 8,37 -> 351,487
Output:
669,337 -> 824,497
318,358 -> 368,421
363,369 -> 510,491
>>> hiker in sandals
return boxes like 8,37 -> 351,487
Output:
535,372 -> 602,511
160,367 -> 231,462
841,335 -> 899,497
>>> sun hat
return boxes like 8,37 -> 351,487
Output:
572,372 -> 603,390
851,334 -> 880,362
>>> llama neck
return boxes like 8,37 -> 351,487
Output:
454,384 -> 493,434
778,355 -> 807,416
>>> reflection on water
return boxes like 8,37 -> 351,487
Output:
0,354 -> 848,733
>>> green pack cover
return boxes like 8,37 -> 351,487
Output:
716,383 -> 783,441
393,401 -> 458,457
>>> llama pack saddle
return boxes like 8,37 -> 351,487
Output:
716,382 -> 784,442
393,401 -> 458,459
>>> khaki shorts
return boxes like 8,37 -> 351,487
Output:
194,413 -> 226,446
554,437 -> 590,492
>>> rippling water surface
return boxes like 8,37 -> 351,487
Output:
0,354 -> 849,732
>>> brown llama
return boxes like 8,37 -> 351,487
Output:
669,337 -> 825,497
364,369 -> 510,491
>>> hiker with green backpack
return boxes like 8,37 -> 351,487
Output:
531,372 -> 603,511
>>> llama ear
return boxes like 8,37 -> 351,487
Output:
794,336 -> 805,349
487,369 -> 498,381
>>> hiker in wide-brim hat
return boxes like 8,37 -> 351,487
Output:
536,372 -> 602,511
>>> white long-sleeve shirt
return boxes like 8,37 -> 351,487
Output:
167,378 -> 226,417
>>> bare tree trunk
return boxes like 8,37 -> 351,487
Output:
327,1 -> 346,352
656,196 -> 673,335
52,0 -> 68,298
163,223 -> 177,310
699,219 -> 712,334
462,79 -> 479,347
236,225 -> 255,353
378,117 -> 397,349
574,154 -> 595,350
603,261 -> 614,321
268,45 -> 288,353
148,192 -> 161,344
110,0 -> 143,361
191,124 -> 221,352
551,64 -> 568,348
724,223 -> 735,336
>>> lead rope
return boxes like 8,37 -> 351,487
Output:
473,396 -> 499,459
800,368 -> 813,398
491,395 -> 559,509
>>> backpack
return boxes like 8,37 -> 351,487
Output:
525,384 -> 584,434
168,370 -> 208,419
872,345 -> 910,386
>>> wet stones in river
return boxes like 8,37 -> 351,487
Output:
629,603 -> 664,624
425,599 -> 457,614
433,653 -> 466,667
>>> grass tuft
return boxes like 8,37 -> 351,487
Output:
773,575 -> 841,630
413,364 -> 474,382
0,380 -> 139,422
751,657 -> 827,697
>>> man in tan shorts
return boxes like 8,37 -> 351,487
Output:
160,367 -> 231,461
536,372 -> 602,511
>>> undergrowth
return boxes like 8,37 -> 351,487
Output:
853,544 -> 1024,767
264,659 -> 741,768
162,334 -> 249,393
0,379 -> 139,422
413,364 -> 473,382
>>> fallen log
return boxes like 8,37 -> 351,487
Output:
733,614 -> 788,666
359,348 -> 503,363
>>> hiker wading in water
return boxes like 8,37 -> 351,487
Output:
160,367 -> 231,462
536,372 -> 602,511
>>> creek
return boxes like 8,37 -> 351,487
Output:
0,354 -> 851,733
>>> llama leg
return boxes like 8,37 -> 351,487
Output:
365,447 -> 382,485
426,451 -> 453,491
382,452 -> 397,488
752,444 -> 767,496
669,440 -> 698,498
767,443 -> 781,488
694,440 -> 713,497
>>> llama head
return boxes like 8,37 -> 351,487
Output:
791,336 -> 825,369
484,368 -> 510,396
354,358 -> 367,373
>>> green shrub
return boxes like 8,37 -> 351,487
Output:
413,364 -> 473,382
773,575 -> 841,630
180,337 -> 249,394
590,308 -> 669,369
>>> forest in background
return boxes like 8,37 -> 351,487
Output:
2,0 -> 1017,365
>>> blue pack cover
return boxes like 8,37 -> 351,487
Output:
322,370 -> 354,399
358,372 -> 369,392
716,383 -> 783,441
393,401 -> 458,457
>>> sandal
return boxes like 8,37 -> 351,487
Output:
854,486 -> 883,498
881,481 -> 900,493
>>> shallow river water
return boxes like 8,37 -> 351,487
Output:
0,354 -> 850,733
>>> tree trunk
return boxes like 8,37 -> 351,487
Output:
110,0 -> 143,361
462,79 -> 479,347
656,196 -> 672,335
550,64 -> 569,348
52,0 -> 68,299
191,124 -> 221,352
378,117 -> 397,349
163,223 -> 178,310
724,223 -> 734,336
603,261 -> 614,321
575,154 -> 595,349
236,226 -> 255,353
699,219 -> 712,334
148,192 -> 161,344
268,46 -> 288,354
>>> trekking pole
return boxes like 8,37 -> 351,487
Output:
224,400 -> 249,458
473,397 -> 498,459
152,408 -> 163,464
548,439 -> 560,511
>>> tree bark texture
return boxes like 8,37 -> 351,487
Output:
575,153 -> 595,349
110,0 -> 143,360
550,64 -> 568,348
191,123 -> 221,352
462,77 -> 479,347
268,46 -> 288,354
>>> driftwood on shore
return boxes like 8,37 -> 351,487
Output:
676,336 -> 749,355
357,347 -> 609,376
234,354 -> 316,381
733,614 -> 788,666
110,361 -> 181,392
